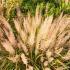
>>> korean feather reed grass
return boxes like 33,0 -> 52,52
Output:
0,6 -> 70,70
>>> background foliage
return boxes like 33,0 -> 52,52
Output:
4,0 -> 70,20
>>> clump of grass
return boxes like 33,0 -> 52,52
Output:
0,5 -> 70,70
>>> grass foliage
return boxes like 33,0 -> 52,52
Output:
0,0 -> 70,70
0,5 -> 70,70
